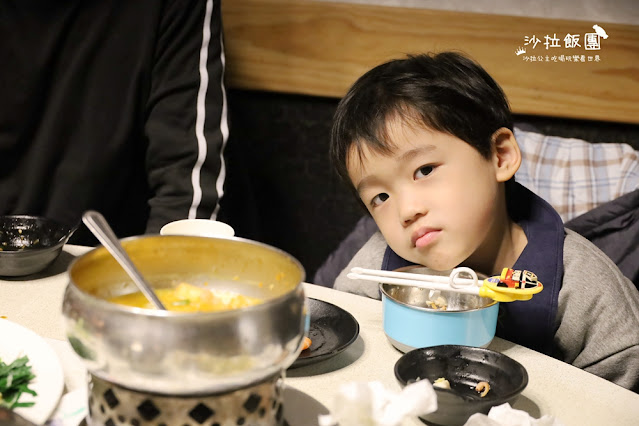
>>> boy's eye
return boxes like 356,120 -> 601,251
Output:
371,193 -> 389,207
414,165 -> 434,179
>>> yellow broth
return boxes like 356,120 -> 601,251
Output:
108,282 -> 263,312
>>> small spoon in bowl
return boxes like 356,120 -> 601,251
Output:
82,210 -> 166,310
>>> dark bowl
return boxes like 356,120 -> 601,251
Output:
395,345 -> 528,426
0,215 -> 77,276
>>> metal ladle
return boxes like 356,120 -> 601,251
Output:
82,210 -> 166,310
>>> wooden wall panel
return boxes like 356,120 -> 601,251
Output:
222,0 -> 639,124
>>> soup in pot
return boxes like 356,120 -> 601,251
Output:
109,282 -> 263,312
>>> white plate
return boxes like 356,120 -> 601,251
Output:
0,319 -> 64,425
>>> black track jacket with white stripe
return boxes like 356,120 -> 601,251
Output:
0,0 -> 228,245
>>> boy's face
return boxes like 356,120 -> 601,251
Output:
347,121 -> 512,272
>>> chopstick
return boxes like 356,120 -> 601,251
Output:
348,267 -> 543,303
347,267 -> 482,296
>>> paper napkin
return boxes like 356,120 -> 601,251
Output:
317,380 -> 438,426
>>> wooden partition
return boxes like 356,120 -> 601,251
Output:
222,0 -> 639,124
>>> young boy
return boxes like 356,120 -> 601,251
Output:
330,51 -> 639,392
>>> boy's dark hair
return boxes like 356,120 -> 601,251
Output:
330,51 -> 514,184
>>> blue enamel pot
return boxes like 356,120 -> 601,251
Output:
380,278 -> 499,353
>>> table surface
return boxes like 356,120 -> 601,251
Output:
2,245 -> 639,425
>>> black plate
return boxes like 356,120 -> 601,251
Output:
395,345 -> 528,426
290,298 -> 360,368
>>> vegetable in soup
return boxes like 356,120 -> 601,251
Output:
109,282 -> 263,312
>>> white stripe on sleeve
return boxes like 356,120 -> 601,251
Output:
210,29 -> 228,219
189,0 -> 216,219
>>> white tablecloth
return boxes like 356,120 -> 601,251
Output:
2,245 -> 639,425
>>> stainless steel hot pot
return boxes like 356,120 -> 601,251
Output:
62,235 -> 307,395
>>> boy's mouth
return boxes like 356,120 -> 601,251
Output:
411,227 -> 441,248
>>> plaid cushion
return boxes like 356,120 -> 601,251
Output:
514,128 -> 639,222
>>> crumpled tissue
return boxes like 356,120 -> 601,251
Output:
45,388 -> 88,426
317,380 -> 438,426
464,403 -> 564,426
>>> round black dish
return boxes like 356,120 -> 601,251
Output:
290,298 -> 360,368
394,345 -> 528,426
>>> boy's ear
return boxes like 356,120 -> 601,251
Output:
491,128 -> 521,182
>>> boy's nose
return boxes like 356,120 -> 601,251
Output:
399,195 -> 427,227
402,210 -> 425,227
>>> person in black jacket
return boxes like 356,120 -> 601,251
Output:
0,0 -> 228,245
